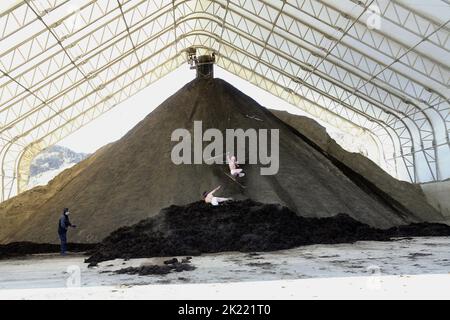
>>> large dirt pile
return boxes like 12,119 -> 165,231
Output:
0,78 -> 445,244
85,200 -> 450,264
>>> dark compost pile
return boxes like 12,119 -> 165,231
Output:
85,200 -> 450,264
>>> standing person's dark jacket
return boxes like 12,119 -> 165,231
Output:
58,214 -> 73,234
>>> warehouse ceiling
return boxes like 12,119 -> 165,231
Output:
0,0 -> 449,201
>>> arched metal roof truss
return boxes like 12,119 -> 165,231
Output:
0,0 -> 449,201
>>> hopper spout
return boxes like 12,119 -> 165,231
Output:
196,54 -> 215,79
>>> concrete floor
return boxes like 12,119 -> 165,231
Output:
1,237 -> 450,299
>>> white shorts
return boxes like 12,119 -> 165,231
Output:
211,197 -> 229,206
230,168 -> 245,177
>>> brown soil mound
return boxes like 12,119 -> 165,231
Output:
0,78 -> 445,244
85,200 -> 450,264
271,110 -> 441,225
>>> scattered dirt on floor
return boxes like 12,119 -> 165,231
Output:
246,262 -> 273,268
85,200 -> 450,264
408,253 -> 433,259
115,258 -> 195,276
0,242 -> 96,260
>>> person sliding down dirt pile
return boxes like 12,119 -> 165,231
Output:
227,153 -> 245,178
202,186 -> 232,206
85,199 -> 450,265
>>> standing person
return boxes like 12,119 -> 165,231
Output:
227,153 -> 245,178
57,208 -> 76,256
202,186 -> 232,206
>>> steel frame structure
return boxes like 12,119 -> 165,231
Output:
0,0 -> 449,201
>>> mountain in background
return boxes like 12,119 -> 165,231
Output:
28,146 -> 89,189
